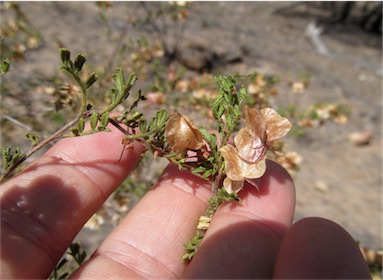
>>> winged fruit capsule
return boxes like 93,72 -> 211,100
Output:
165,113 -> 204,153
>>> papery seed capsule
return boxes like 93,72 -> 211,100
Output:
260,108 -> 292,142
243,106 -> 267,142
235,127 -> 266,164
165,113 -> 203,153
235,107 -> 292,163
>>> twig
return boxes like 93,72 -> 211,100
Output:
108,117 -> 130,135
1,115 -> 33,131
0,115 -> 81,183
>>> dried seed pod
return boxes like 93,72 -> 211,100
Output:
223,177 -> 244,194
220,106 -> 292,194
236,107 -> 292,163
235,107 -> 267,163
243,106 -> 267,142
235,127 -> 266,164
219,144 -> 266,193
260,107 -> 292,142
219,144 -> 244,181
165,113 -> 203,153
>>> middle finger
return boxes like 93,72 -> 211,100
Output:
183,160 -> 296,278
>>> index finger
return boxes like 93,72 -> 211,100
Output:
0,127 -> 145,279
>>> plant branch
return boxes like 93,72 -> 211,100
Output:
0,114 -> 81,183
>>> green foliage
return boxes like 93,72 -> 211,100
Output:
0,58 -> 10,77
48,242 -> 87,280
182,231 -> 204,261
104,68 -> 138,114
0,48 -> 143,182
85,72 -> 98,89
182,188 -> 239,261
25,132 -> 40,146
68,242 -> 87,266
120,109 -> 168,144
1,147 -> 25,174
59,49 -> 87,76
212,75 -> 247,145
207,187 -> 240,216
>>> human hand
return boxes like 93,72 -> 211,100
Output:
0,126 -> 370,279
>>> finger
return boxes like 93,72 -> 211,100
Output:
71,163 -> 213,279
0,127 -> 145,279
183,160 -> 296,279
273,217 -> 371,279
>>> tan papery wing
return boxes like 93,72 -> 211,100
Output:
260,108 -> 292,142
165,113 -> 203,153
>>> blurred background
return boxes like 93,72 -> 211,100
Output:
1,1 -> 382,277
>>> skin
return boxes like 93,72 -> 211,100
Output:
0,126 -> 371,279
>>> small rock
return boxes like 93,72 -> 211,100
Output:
349,130 -> 372,146
291,81 -> 306,93
176,44 -> 213,72
314,180 -> 329,193
146,92 -> 165,105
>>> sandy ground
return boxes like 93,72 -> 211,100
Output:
1,1 -> 382,256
